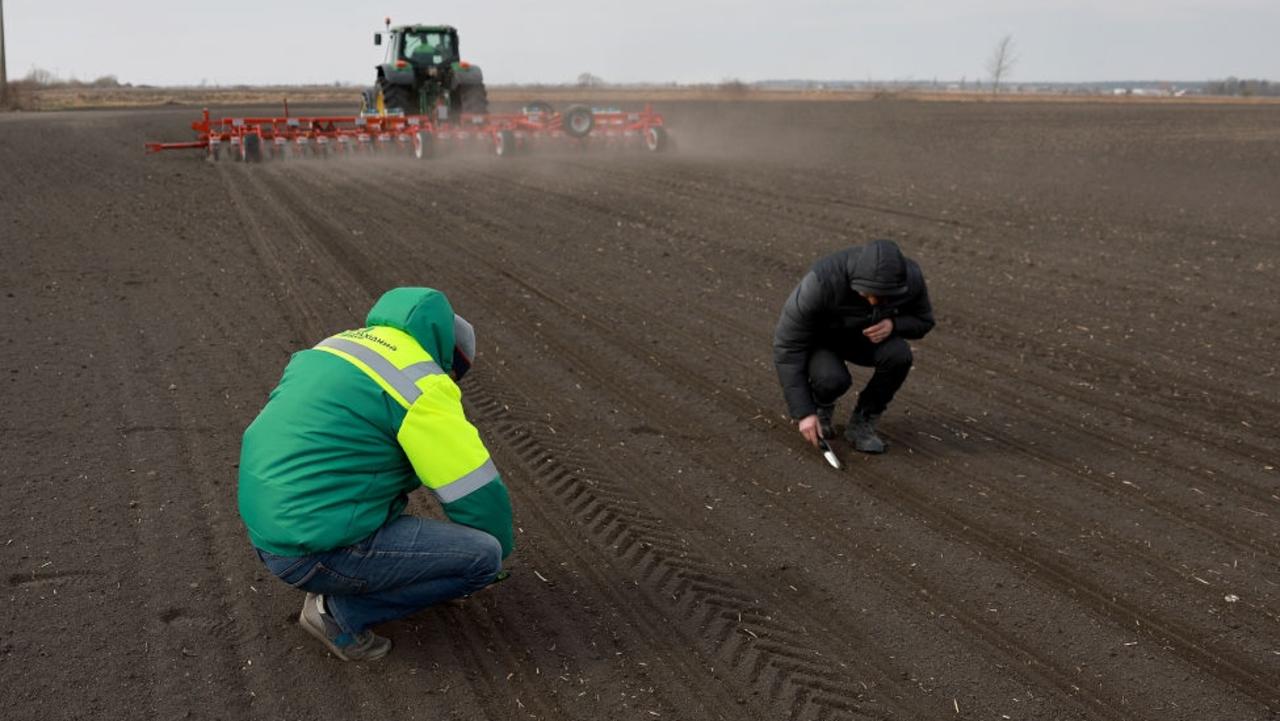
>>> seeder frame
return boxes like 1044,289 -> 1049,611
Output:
145,103 -> 668,161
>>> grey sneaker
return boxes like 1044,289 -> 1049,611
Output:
298,593 -> 392,662
845,409 -> 886,454
815,405 -> 836,440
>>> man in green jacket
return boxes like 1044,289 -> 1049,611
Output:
238,287 -> 514,661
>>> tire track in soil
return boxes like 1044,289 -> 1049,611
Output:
443,161 -> 1280,557
85,259 -> 256,721
551,158 -> 971,236
281,168 -> 1140,720
334,165 -> 1278,716
464,391 -> 907,721
464,210 -> 1280,688
232,165 -> 731,721
938,328 -> 1280,510
380,164 -> 1277,567
886,380 -> 1280,578
218,164 -> 360,342
407,277 -> 1146,720
424,160 -> 1274,519
588,161 -> 1276,375
605,163 -> 1279,387
257,165 -> 939,720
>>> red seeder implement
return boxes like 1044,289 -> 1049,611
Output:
145,102 -> 669,161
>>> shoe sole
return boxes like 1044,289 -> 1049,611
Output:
298,607 -> 391,662
298,607 -> 356,661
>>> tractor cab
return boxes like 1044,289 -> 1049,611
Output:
377,25 -> 461,71
370,20 -> 488,118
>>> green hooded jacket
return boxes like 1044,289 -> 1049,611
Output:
237,288 -> 514,558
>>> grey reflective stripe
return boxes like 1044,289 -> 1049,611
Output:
315,337 -> 441,405
433,458 -> 498,504
401,360 -> 445,383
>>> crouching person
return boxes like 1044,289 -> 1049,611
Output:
237,287 -> 514,661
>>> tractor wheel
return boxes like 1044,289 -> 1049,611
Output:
360,87 -> 377,114
379,81 -> 417,115
494,130 -> 515,158
562,105 -> 594,138
243,133 -> 263,163
643,126 -> 668,153
458,82 -> 489,115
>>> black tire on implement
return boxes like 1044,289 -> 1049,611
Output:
562,105 -> 594,138
643,126 -> 669,152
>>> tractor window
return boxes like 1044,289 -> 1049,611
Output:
403,32 -> 452,62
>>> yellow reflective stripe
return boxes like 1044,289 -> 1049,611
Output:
316,338 -> 424,406
314,345 -> 412,408
313,327 -> 447,409
396,378 -> 492,493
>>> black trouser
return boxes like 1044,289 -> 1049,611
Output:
807,335 -> 913,416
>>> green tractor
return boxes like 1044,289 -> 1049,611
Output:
364,20 -> 488,119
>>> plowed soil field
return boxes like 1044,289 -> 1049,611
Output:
2,100 -> 1278,721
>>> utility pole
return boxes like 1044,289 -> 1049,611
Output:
0,0 -> 8,105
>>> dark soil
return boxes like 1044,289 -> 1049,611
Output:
2,99 -> 1277,721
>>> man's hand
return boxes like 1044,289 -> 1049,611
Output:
797,414 -> 821,448
863,318 -> 894,344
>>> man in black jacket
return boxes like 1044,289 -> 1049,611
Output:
772,239 -> 935,454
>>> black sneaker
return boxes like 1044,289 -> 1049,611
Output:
298,593 -> 392,662
845,409 -> 886,454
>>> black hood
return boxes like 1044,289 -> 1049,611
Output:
847,239 -> 909,297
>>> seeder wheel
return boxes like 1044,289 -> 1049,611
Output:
643,126 -> 668,153
562,105 -> 594,139
411,131 -> 433,159
494,130 -> 515,158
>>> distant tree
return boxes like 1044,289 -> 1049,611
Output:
986,34 -> 1017,95
576,72 -> 604,88
718,78 -> 749,96
23,66 -> 57,86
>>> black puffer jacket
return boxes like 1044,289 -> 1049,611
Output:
772,240 -> 935,419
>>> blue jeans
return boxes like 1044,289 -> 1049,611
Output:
256,515 -> 503,643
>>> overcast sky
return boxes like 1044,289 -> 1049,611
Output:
3,0 -> 1277,86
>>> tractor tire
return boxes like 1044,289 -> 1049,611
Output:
562,105 -> 594,138
379,80 -> 417,115
458,82 -> 489,115
643,126 -> 669,153
243,133 -> 263,163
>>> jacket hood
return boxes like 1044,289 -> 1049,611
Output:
847,239 -> 909,297
365,287 -> 464,374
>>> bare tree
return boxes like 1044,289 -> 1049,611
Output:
986,34 -> 1017,95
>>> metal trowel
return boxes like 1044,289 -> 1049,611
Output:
817,438 -> 843,470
